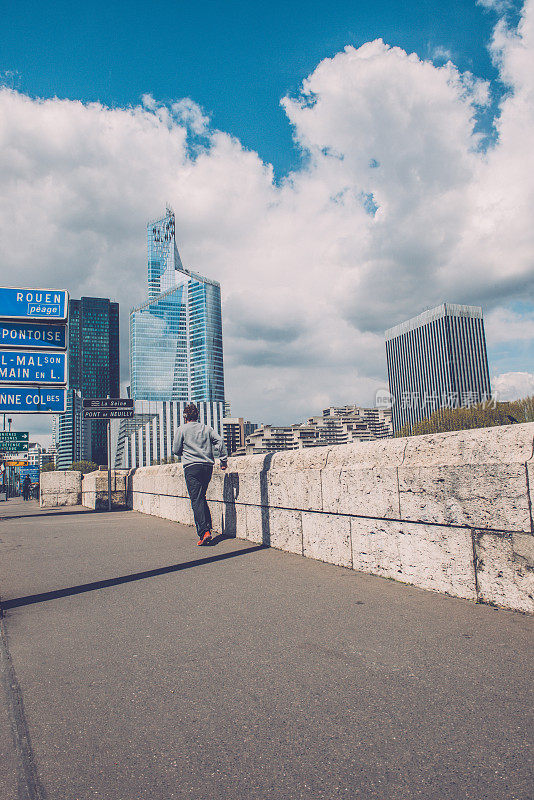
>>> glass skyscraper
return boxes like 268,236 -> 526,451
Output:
385,303 -> 492,434
57,297 -> 120,468
130,207 -> 225,404
117,208 -> 225,468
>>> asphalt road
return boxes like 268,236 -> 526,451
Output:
0,497 -> 532,800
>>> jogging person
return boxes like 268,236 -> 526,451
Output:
172,403 -> 228,545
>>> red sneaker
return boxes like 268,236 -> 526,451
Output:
197,531 -> 212,546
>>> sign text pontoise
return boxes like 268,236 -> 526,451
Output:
0,321 -> 67,350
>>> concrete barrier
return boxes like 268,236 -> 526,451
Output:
127,423 -> 534,613
40,470 -> 82,507
81,469 -> 130,510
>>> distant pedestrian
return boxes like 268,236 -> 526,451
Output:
172,403 -> 228,545
22,474 -> 31,501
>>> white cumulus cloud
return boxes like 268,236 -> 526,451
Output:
0,1 -> 533,443
493,371 -> 534,399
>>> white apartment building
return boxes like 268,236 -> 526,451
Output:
244,406 -> 392,455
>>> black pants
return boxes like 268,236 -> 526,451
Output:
23,487 -> 30,500
184,463 -> 213,537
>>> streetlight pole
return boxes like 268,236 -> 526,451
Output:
107,396 -> 112,512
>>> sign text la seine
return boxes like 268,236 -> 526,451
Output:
0,321 -> 67,350
0,350 -> 67,385
82,398 -> 134,419
0,386 -> 67,414
0,288 -> 69,321
83,398 -> 133,409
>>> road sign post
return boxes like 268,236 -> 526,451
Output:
107,419 -> 112,512
82,399 -> 134,511
82,398 -> 134,419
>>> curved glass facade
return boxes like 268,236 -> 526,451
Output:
130,208 -> 225,404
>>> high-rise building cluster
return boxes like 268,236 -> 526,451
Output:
49,206 -> 494,472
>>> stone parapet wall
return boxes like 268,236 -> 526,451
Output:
40,471 -> 82,507
129,423 -> 534,613
81,470 -> 130,510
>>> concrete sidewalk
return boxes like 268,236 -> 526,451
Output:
0,499 -> 532,800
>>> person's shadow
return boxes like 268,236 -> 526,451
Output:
217,471 -> 239,541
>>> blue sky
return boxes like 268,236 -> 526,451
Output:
0,0 -> 533,440
0,0 -> 523,175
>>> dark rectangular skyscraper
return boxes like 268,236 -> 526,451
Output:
385,303 -> 491,434
57,297 -> 119,468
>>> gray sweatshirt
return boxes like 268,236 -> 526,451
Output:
172,421 -> 228,468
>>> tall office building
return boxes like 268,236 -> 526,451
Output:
385,303 -> 491,433
117,208 -> 225,468
56,297 -> 120,468
130,207 -> 224,404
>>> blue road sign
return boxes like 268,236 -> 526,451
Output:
0,350 -> 67,385
0,287 -> 69,321
21,465 -> 39,483
0,321 -> 67,350
0,386 -> 67,413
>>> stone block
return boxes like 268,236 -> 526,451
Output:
527,462 -> 534,534
157,472 -> 185,499
206,470 -> 240,504
402,422 -> 534,466
153,494 -> 177,522
302,512 -> 351,567
473,531 -> 534,614
81,491 -> 96,509
61,471 -> 83,492
267,468 -> 323,512
205,470 -> 225,500
268,508 -> 303,554
398,464 -> 531,531
321,437 -> 408,469
130,472 -> 152,494
41,470 -> 82,497
56,491 -> 80,507
350,517 -> 477,601
244,505 -> 264,544
321,465 -> 399,519
207,499 -> 224,534
226,469 -> 263,506
40,492 -> 58,508
221,500 -> 247,539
